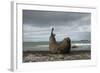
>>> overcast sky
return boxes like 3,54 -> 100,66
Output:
23,10 -> 91,42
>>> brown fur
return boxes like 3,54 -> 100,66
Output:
49,28 -> 71,54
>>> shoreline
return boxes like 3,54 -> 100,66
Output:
23,46 -> 91,51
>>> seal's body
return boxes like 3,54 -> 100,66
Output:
49,28 -> 71,54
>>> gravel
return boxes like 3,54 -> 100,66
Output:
23,51 -> 91,62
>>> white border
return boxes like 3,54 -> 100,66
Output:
11,1 -> 97,72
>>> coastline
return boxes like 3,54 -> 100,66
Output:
23,44 -> 91,51
23,42 -> 91,62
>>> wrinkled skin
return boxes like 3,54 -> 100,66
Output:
49,28 -> 71,54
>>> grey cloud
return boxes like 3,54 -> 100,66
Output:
23,10 -> 91,27
23,10 -> 91,42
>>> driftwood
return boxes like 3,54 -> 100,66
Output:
49,28 -> 71,54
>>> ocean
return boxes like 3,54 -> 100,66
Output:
23,41 -> 91,51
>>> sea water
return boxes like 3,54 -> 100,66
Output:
23,41 -> 91,51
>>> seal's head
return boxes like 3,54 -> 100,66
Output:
52,27 -> 54,31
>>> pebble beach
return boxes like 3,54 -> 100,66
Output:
23,50 -> 91,62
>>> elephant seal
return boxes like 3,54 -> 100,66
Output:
57,37 -> 71,53
49,28 -> 58,53
49,28 -> 71,54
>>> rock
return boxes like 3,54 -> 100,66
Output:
72,45 -> 79,48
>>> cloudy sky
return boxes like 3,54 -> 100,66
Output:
23,10 -> 91,42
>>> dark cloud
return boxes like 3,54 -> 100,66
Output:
23,10 -> 91,27
23,10 -> 91,42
